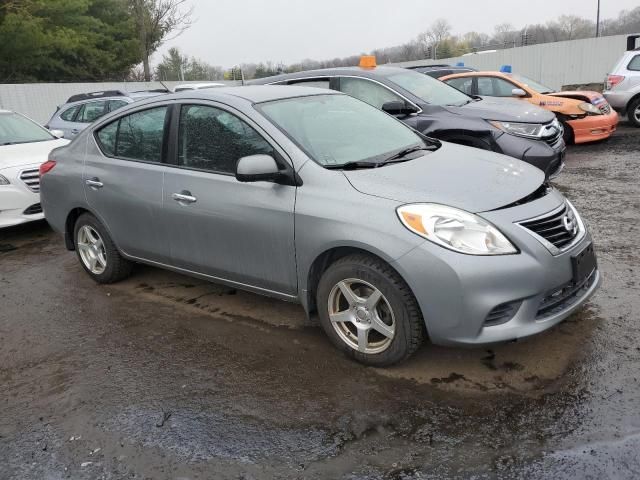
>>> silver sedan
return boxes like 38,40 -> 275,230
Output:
40,86 -> 600,366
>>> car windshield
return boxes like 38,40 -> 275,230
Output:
383,70 -> 472,106
258,94 -> 429,167
511,74 -> 555,94
0,112 -> 54,145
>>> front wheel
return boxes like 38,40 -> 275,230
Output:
628,97 -> 640,128
316,254 -> 424,366
74,213 -> 133,284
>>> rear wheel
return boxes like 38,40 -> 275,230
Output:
74,213 -> 132,284
628,97 -> 640,128
316,254 -> 424,366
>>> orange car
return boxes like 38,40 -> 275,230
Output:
440,70 -> 619,144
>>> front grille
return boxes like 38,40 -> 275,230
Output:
599,103 -> 611,115
23,203 -> 42,215
537,270 -> 597,319
20,168 -> 40,192
519,203 -> 579,250
484,301 -> 522,327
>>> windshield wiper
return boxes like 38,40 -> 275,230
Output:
324,161 -> 383,170
381,145 -> 435,164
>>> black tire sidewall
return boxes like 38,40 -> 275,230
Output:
73,213 -> 122,283
317,258 -> 421,366
628,98 -> 640,128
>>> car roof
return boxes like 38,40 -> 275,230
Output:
250,65 -> 412,84
135,85 -> 341,106
59,96 -> 133,109
440,71 -> 510,80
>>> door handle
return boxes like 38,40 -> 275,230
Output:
172,191 -> 197,204
71,129 -> 80,134
85,178 -> 103,189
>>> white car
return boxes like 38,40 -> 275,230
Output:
173,82 -> 225,92
0,110 -> 69,228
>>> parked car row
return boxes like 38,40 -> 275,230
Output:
250,58 -> 567,178
38,86 -> 600,366
6,48 -> 632,364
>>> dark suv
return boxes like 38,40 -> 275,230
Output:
252,66 -> 565,178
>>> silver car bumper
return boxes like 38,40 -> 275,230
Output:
603,90 -> 632,111
392,190 -> 601,346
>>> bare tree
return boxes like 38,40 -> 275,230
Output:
417,18 -> 452,58
130,0 -> 193,81
554,15 -> 594,40
493,22 -> 516,46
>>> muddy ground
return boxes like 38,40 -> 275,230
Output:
1,125 -> 639,479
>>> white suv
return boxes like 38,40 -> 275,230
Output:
604,48 -> 640,127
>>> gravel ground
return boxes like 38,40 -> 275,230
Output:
1,124 -> 639,479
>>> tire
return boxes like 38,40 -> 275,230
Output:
561,121 -> 574,145
628,97 -> 640,128
316,254 -> 424,366
73,213 -> 133,284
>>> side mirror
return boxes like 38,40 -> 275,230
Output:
382,101 -> 419,116
511,88 -> 527,97
50,129 -> 65,138
236,154 -> 280,183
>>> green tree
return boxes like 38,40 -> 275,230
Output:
0,0 -> 141,82
155,47 -> 223,81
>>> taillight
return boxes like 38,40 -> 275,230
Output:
39,160 -> 57,176
606,75 -> 625,90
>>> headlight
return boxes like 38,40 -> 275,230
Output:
578,102 -> 602,115
397,204 -> 518,255
0,174 -> 10,185
488,120 -> 545,139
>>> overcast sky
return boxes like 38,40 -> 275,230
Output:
156,0 -> 637,67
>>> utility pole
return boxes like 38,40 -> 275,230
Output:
596,0 -> 601,37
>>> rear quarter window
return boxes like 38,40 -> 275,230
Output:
60,106 -> 78,121
628,55 -> 640,71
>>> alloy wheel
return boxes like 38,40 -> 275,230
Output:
77,225 -> 107,275
327,278 -> 396,354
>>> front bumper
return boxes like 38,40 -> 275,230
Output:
0,164 -> 44,228
391,189 -> 600,346
493,132 -> 566,179
567,110 -> 619,144
603,90 -> 632,112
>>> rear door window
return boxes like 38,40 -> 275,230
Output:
116,107 -> 168,162
76,101 -> 108,123
339,77 -> 404,109
287,78 -> 331,89
95,106 -> 168,162
446,77 -> 474,95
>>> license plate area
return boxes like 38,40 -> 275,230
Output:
571,243 -> 597,285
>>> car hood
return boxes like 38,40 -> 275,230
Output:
440,97 -> 555,123
343,142 -> 545,213
0,138 -> 69,170
547,90 -> 607,105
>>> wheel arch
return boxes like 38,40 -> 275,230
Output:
64,206 -> 116,252
304,245 -> 423,321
